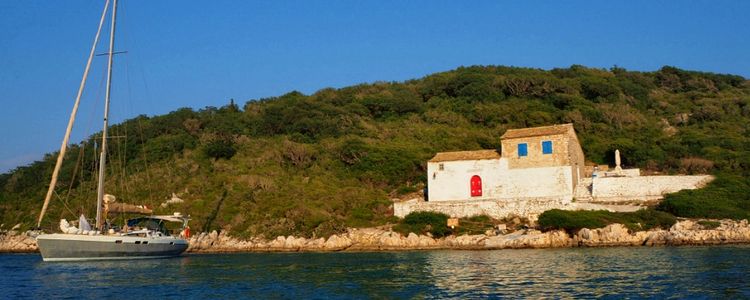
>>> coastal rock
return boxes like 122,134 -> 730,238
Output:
0,231 -> 38,252
5,219 -> 750,254
448,234 -> 486,248
575,224 -> 642,246
488,229 -> 571,249
378,231 -> 404,248
671,220 -> 699,231
347,228 -> 383,248
305,238 -> 326,249
323,234 -> 352,250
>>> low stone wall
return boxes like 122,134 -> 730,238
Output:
393,197 -> 644,220
394,198 -> 571,221
591,175 -> 713,202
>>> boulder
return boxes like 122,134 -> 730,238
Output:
323,234 -> 352,250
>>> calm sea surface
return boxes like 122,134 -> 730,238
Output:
2,246 -> 749,299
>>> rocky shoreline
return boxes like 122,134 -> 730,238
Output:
2,219 -> 749,254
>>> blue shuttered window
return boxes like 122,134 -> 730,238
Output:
518,143 -> 528,157
542,140 -> 553,154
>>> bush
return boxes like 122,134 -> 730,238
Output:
580,77 -> 620,101
348,146 -> 422,186
393,211 -> 451,238
538,209 -> 609,232
144,133 -> 196,161
281,140 -> 316,168
538,209 -> 676,232
679,157 -> 714,174
203,139 -> 236,160
657,174 -> 750,220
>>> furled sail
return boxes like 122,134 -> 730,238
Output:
105,203 -> 153,214
103,194 -> 152,215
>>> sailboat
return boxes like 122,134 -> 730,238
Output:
35,0 -> 190,261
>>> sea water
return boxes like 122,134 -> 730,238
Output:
2,245 -> 749,299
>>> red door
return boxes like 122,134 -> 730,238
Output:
470,175 -> 482,197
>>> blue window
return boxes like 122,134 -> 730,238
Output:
542,140 -> 553,154
518,143 -> 528,157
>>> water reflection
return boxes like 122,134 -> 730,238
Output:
2,245 -> 749,298
423,247 -> 750,298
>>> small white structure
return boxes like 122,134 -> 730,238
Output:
427,124 -> 584,203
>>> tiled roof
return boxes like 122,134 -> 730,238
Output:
500,123 -> 574,139
429,149 -> 501,162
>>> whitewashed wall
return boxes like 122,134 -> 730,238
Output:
427,159 -> 504,202
591,175 -> 714,201
427,158 -> 574,203
497,166 -> 573,203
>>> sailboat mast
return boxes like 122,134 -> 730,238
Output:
36,0 -> 111,229
95,0 -> 118,231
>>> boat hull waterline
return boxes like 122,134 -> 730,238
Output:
36,234 -> 188,262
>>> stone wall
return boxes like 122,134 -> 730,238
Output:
394,198 -> 572,221
501,134 -> 570,169
591,175 -> 714,202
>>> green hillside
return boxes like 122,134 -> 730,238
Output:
2,65 -> 749,238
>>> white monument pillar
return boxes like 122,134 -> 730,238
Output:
614,149 -> 622,173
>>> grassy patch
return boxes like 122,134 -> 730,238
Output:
657,174 -> 750,220
538,209 -> 676,232
453,215 -> 497,235
697,220 -> 721,229
396,185 -> 419,195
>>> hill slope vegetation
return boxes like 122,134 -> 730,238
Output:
1,65 -> 749,238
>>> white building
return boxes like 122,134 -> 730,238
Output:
427,124 -> 585,203
394,123 -> 713,220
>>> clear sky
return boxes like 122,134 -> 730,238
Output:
1,1 -> 749,173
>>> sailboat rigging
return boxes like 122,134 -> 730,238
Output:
35,0 -> 190,261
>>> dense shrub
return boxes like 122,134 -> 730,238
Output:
580,77 -> 620,101
203,139 -> 236,160
538,209 -> 609,231
393,211 -> 451,238
143,133 -> 196,161
538,209 -> 676,232
657,174 -> 750,220
361,92 -> 423,118
347,146 -> 423,186
679,157 -> 714,174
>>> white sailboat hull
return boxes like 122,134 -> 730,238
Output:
36,233 -> 188,262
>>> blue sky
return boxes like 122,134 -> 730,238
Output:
1,1 -> 749,173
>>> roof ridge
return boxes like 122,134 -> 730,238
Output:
429,149 -> 501,162
500,123 -> 575,139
